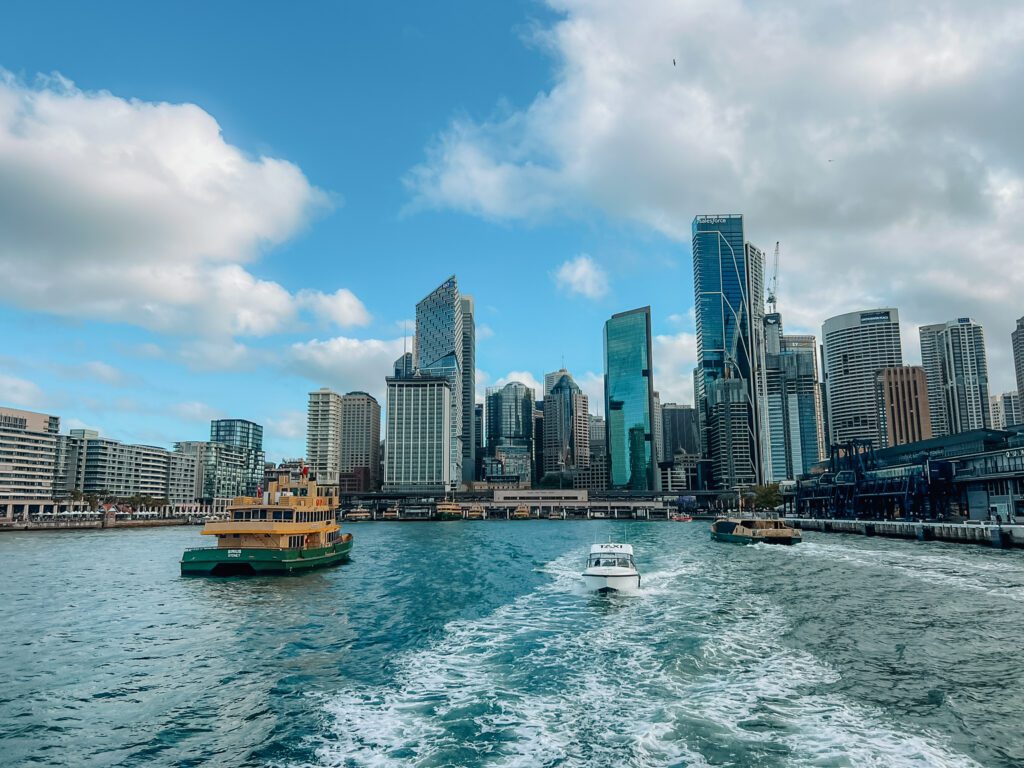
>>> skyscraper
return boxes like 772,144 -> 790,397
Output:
661,404 -> 700,456
210,419 -> 264,495
384,373 -> 451,492
544,368 -> 570,398
919,323 -> 948,438
875,366 -> 932,447
761,312 -> 825,481
339,391 -> 381,491
415,276 -> 464,485
990,391 -> 1023,430
460,295 -> 476,484
542,371 -> 590,479
920,318 -> 991,435
821,309 -> 903,447
473,402 -> 484,480
307,388 -> 342,485
692,214 -> 765,489
1014,316 -> 1024,409
604,306 -> 658,491
484,381 -> 534,484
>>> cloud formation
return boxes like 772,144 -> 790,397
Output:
408,0 -> 1024,390
0,73 -> 366,339
0,373 -> 45,408
554,255 -> 609,299
289,336 -> 407,403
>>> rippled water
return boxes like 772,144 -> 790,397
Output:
2,522 -> 1023,767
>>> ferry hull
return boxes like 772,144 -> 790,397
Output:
180,538 -> 353,576
711,531 -> 800,545
582,573 -> 641,592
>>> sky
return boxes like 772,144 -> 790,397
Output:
1,0 -> 1023,461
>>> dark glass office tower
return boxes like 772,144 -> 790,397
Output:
603,306 -> 658,491
692,214 -> 764,490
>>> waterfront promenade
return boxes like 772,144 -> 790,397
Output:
785,517 -> 1024,548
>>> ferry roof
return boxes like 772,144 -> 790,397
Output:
589,542 -> 633,555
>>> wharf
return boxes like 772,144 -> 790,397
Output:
0,517 -> 200,532
784,518 -> 1024,549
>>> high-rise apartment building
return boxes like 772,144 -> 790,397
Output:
604,307 -> 659,491
210,419 -> 264,496
307,388 -> 342,485
875,366 -> 933,447
661,404 -> 700,456
473,402 -> 484,480
383,373 -> 452,492
692,214 -> 766,489
1013,316 -> 1024,409
652,391 -> 663,469
0,407 -> 59,500
542,371 -> 590,479
415,276 -> 465,486
821,309 -> 903,448
920,318 -> 990,435
339,391 -> 381,492
990,391 -> 1022,430
460,296 -> 476,485
762,314 -> 825,481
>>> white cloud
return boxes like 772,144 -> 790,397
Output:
493,370 -> 544,400
172,401 -> 224,423
476,323 -> 495,341
289,336 -> 406,403
72,361 -> 127,386
554,254 -> 609,300
408,1 -> 1024,391
298,288 -> 371,328
576,371 -> 605,416
0,373 -> 45,408
0,72 -> 369,340
654,332 -> 697,407
265,410 -> 306,440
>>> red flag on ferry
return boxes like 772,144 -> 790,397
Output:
302,466 -> 309,478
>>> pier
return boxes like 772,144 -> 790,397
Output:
784,517 -> 1024,549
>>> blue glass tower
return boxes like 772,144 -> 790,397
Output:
415,276 -> 464,487
692,215 -> 765,489
603,306 -> 658,491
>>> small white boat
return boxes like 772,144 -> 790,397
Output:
582,542 -> 640,592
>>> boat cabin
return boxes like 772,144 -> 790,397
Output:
587,542 -> 635,569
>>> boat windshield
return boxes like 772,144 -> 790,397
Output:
588,555 -> 634,568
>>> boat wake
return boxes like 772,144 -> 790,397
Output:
309,546 -> 982,768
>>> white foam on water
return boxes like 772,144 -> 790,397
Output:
773,539 -> 1024,602
309,542 -> 982,768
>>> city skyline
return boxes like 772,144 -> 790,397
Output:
2,2 -> 1024,462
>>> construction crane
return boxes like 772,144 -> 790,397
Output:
766,241 -> 780,313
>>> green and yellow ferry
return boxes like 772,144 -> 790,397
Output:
180,469 -> 352,576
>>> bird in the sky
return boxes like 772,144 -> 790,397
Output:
673,58 -> 677,66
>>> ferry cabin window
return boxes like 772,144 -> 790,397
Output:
288,535 -> 304,548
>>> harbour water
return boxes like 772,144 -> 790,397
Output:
2,522 -> 1023,767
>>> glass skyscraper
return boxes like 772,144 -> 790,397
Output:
484,381 -> 535,483
209,418 -> 264,495
415,276 -> 464,485
604,306 -> 658,491
692,214 -> 765,489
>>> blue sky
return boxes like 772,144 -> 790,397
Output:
2,1 -> 1023,460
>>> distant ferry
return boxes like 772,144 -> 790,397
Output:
180,467 -> 352,576
345,507 -> 372,522
511,505 -> 531,520
437,502 -> 463,521
382,505 -> 401,520
466,504 -> 486,520
711,517 -> 801,545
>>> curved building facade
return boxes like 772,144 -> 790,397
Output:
821,309 -> 903,448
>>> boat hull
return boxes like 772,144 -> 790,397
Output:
180,538 -> 353,576
711,531 -> 800,545
582,573 -> 641,592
